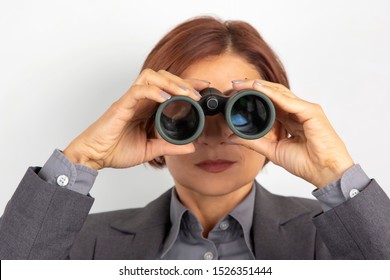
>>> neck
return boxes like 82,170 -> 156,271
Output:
175,182 -> 253,237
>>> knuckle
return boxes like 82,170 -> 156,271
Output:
166,80 -> 183,94
140,68 -> 154,78
148,85 -> 161,95
157,69 -> 168,75
110,100 -> 125,114
311,102 -> 323,112
128,84 -> 140,96
183,80 -> 195,90
278,84 -> 288,91
162,79 -> 174,88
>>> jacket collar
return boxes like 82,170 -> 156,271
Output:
106,181 -> 319,259
251,181 -> 320,259
104,189 -> 172,259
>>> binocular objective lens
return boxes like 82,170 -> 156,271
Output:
160,100 -> 200,141
230,95 -> 269,135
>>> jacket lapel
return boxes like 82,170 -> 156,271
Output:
94,189 -> 172,260
252,181 -> 321,259
92,182 -> 321,259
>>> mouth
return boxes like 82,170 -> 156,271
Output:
195,159 -> 236,173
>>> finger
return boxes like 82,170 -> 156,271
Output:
120,69 -> 210,115
115,76 -> 208,122
255,80 -> 299,98
116,84 -> 173,115
135,68 -> 192,97
184,78 -> 211,92
232,79 -> 297,98
157,70 -> 209,100
234,79 -> 322,124
145,139 -> 195,161
136,69 -> 203,101
232,79 -> 296,128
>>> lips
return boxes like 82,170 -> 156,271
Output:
195,159 -> 236,173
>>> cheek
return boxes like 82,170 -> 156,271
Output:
164,154 -> 193,176
240,148 -> 266,174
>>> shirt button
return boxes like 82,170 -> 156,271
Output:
57,175 -> 69,187
349,189 -> 360,198
203,251 -> 214,260
220,220 -> 230,230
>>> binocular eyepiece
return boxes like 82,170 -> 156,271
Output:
155,87 -> 276,145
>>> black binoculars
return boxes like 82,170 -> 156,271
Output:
155,87 -> 276,145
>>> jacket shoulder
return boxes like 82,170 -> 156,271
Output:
254,181 -> 322,221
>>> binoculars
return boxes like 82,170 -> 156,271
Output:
155,87 -> 276,145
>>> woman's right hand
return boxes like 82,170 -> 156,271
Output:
63,69 -> 207,170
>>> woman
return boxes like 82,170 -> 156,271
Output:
0,16 -> 389,259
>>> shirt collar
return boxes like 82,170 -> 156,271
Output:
229,184 -> 256,256
160,184 -> 256,258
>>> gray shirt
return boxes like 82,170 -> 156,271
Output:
160,186 -> 256,260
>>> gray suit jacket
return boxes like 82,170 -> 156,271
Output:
1,167 -> 390,259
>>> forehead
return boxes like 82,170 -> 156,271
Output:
180,52 -> 260,93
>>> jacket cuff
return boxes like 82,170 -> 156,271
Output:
313,179 -> 390,259
312,164 -> 370,212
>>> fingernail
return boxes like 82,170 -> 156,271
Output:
192,89 -> 202,97
232,80 -> 246,84
200,80 -> 211,84
179,86 -> 188,91
254,80 -> 264,86
160,90 -> 171,100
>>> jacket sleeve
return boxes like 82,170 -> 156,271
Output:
313,179 -> 390,259
0,167 -> 94,259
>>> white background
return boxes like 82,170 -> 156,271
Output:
1,0 -> 389,214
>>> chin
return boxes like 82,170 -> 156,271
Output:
177,176 -> 254,197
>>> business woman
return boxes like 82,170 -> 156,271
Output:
1,16 -> 389,259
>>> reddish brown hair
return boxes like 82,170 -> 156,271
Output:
142,16 -> 289,168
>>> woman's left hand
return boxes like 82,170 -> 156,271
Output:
231,79 -> 354,188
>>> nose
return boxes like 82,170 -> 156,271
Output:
196,113 -> 233,146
